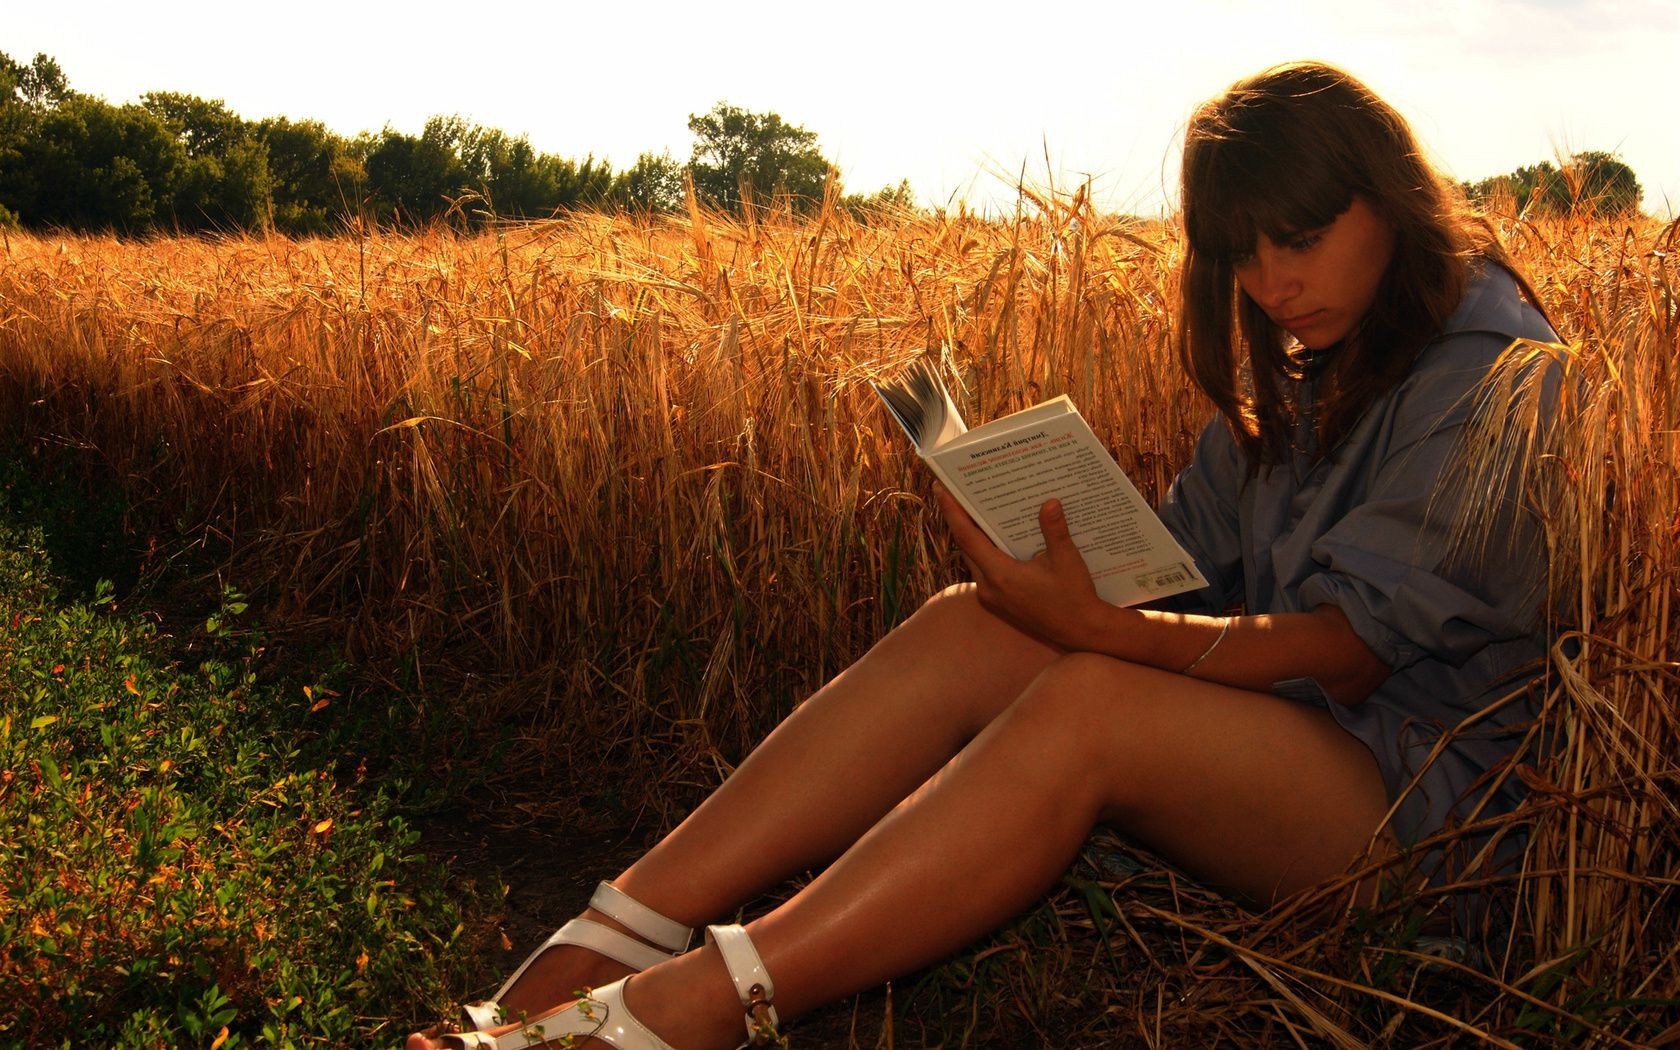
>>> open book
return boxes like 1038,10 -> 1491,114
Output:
873,358 -> 1207,607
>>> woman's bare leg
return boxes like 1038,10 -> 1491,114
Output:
467,585 -> 1064,1021
436,652 -> 1391,1049
617,653 -> 1390,1047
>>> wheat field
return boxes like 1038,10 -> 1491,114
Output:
0,194 -> 1674,1045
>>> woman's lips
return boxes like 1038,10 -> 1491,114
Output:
1278,309 -> 1326,330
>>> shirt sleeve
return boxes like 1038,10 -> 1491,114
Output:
1296,332 -> 1557,670
1151,418 -> 1247,615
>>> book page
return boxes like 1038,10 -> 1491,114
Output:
871,359 -> 967,449
927,413 -> 1206,606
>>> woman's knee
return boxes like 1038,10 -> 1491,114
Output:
1004,654 -> 1223,811
903,582 -> 1024,651
1028,651 -> 1152,704
1003,654 -> 1154,761
916,581 -> 980,620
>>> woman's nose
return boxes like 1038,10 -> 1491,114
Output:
1247,248 -> 1302,310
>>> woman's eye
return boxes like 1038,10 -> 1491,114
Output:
1228,251 -> 1255,268
1287,231 -> 1324,252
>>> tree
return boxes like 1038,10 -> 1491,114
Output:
609,151 -> 685,213
458,126 -> 554,217
686,102 -> 832,212
257,116 -> 361,235
142,92 -> 269,230
141,92 -> 247,159
457,126 -> 610,218
548,154 -> 614,211
843,178 -> 916,220
0,53 -> 905,233
1467,151 -> 1642,217
26,96 -> 187,232
0,52 -> 70,222
4,52 -> 69,109
1561,151 -> 1642,216
361,117 -> 469,224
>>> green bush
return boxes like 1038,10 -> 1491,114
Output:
0,509 -> 473,1046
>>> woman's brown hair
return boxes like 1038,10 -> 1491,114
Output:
1178,61 -> 1527,464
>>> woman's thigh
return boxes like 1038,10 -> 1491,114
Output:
1009,653 -> 1392,903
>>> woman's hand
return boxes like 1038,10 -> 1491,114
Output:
933,487 -> 1390,703
934,485 -> 1111,652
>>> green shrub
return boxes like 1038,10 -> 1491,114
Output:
0,513 -> 472,1046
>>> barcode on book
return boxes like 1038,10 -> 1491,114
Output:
1135,563 -> 1192,593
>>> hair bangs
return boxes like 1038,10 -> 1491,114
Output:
1184,132 -> 1355,263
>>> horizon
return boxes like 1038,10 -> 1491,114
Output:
7,0 -> 1678,217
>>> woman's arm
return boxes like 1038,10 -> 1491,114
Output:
936,487 -> 1392,707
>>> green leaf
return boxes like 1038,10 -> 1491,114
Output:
30,713 -> 59,730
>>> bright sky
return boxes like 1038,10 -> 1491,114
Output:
8,0 -> 1678,216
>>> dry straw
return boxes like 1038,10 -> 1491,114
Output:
0,190 -> 1674,1044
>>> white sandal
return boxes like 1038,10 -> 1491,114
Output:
706,923 -> 784,1047
458,881 -> 695,1031
439,922 -> 782,1050
441,977 -> 674,1049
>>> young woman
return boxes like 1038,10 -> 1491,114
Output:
410,61 -> 1558,1049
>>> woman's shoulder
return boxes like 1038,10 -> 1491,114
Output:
1430,262 -> 1559,356
1385,263 -> 1565,442
1402,263 -> 1558,387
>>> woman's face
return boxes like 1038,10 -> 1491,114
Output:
1230,196 -> 1397,350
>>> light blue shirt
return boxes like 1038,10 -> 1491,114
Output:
1157,264 -> 1560,846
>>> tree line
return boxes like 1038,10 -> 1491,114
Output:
1463,150 -> 1642,218
1,50 -> 1645,237
0,51 -> 912,236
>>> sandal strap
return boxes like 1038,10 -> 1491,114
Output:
706,924 -> 781,1045
459,1000 -> 503,1034
550,918 -> 679,972
592,881 -> 694,952
447,979 -> 675,1049
463,916 -> 680,1031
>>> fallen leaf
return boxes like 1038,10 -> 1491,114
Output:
312,818 -> 334,834
211,1026 -> 229,1050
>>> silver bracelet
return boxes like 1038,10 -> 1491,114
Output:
1183,618 -> 1231,675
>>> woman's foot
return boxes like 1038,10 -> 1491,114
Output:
468,906 -> 647,1020
408,974 -> 709,1050
408,928 -> 774,1050
408,881 -> 697,1044
404,918 -> 632,1050
408,982 -> 630,1049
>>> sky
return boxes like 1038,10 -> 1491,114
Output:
7,0 -> 1678,217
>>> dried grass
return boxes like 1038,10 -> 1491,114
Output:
0,196 -> 1673,1045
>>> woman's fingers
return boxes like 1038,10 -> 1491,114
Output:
934,484 -> 1004,571
1037,498 -> 1073,554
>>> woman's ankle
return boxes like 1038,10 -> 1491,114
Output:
494,940 -> 635,1020
620,952 -> 755,1050
493,893 -> 691,1020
